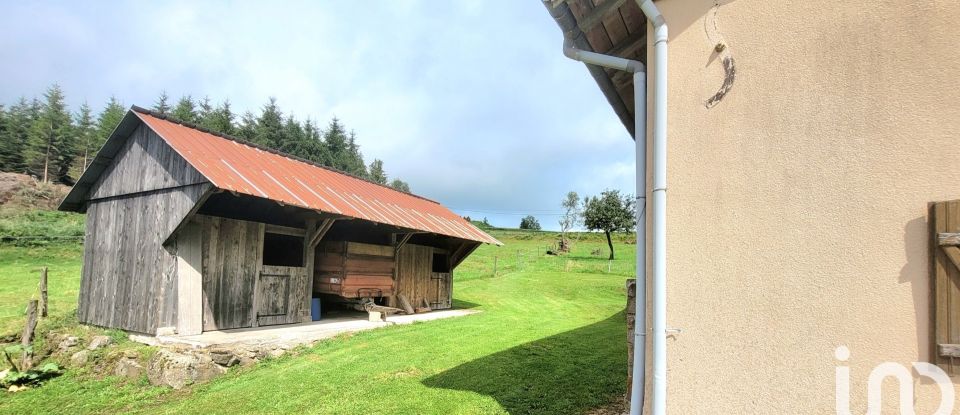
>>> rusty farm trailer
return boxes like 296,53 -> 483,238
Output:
59,106 -> 500,336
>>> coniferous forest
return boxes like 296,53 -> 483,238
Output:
0,84 -> 411,192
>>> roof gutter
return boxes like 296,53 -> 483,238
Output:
562,37 -> 649,415
635,1 -> 669,415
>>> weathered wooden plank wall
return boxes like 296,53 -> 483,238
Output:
257,265 -> 309,326
78,122 -> 212,334
199,216 -> 264,331
395,244 -> 452,310
175,221 -> 203,335
77,183 -> 209,334
88,124 -> 205,200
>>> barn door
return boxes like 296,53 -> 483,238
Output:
931,200 -> 960,373
256,265 -> 308,326
430,272 -> 452,310
201,217 -> 263,331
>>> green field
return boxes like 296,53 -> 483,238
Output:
0,213 -> 636,414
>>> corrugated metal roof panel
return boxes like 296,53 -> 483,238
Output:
132,108 -> 501,245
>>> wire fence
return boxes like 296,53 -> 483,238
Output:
459,246 -> 636,281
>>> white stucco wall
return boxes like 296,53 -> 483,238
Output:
642,0 -> 960,412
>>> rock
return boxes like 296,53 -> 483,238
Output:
147,349 -> 226,389
87,335 -> 112,350
115,358 -> 144,379
70,350 -> 90,367
268,348 -> 286,359
58,336 -> 79,352
194,355 -> 227,383
209,350 -> 239,367
8,385 -> 26,392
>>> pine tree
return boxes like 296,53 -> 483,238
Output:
0,105 -> 7,170
369,159 -> 387,185
323,117 -> 349,171
280,116 -> 305,156
1,98 -> 34,173
24,85 -> 75,184
198,96 -> 213,122
255,98 -> 284,148
74,102 -> 97,174
202,101 -> 235,135
0,101 -> 19,172
345,131 -> 368,177
389,179 -> 411,193
153,91 -> 170,114
172,95 -> 198,123
236,111 -> 258,143
303,119 -> 330,165
96,97 -> 125,150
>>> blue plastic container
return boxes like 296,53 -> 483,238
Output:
311,298 -> 322,321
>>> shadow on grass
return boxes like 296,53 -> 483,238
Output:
422,312 -> 627,414
451,299 -> 481,309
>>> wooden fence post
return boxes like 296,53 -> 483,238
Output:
20,300 -> 38,370
493,256 -> 498,277
39,267 -> 48,318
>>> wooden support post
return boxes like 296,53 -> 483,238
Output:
20,300 -> 38,370
395,233 -> 414,254
397,294 -> 415,315
493,256 -> 498,277
39,267 -> 48,318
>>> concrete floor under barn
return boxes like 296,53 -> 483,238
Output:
132,309 -> 479,349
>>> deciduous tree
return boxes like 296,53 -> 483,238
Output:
558,191 -> 581,248
583,189 -> 635,260
520,215 -> 542,231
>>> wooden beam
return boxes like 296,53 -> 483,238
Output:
577,0 -> 626,33
395,233 -> 414,253
449,242 -> 470,267
606,30 -> 646,58
939,232 -> 960,246
944,246 -> 960,270
451,243 -> 481,269
309,219 -> 335,248
265,223 -> 306,237
940,343 -> 960,357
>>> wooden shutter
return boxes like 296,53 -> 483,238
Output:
931,200 -> 960,373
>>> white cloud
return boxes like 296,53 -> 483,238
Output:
0,0 -> 638,230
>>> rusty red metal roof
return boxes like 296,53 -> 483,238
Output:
133,108 -> 501,245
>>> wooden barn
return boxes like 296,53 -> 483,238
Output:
59,106 -> 500,336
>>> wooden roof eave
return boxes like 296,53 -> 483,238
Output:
544,0 -> 645,138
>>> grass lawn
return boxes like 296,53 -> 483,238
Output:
0,222 -> 636,414
0,243 -> 82,335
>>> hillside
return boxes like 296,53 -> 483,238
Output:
0,218 -> 636,414
0,173 -> 69,211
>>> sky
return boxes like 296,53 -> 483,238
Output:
0,0 -> 635,231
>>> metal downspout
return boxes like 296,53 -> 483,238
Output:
562,39 -> 648,415
635,1 -> 668,414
